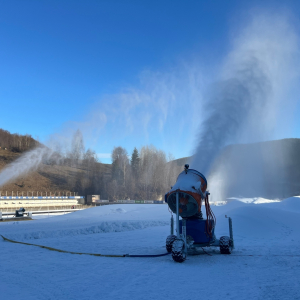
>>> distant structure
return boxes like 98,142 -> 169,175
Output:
0,195 -> 85,210
86,195 -> 109,205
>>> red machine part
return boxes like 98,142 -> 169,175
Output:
166,168 -> 216,237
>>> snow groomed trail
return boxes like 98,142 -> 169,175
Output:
1,200 -> 300,300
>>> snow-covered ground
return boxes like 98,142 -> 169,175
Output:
32,212 -> 72,220
1,199 -> 300,300
227,197 -> 281,204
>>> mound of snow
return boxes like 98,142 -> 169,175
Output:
253,197 -> 280,204
2,197 -> 300,246
259,196 -> 300,213
227,197 -> 280,204
0,204 -> 170,241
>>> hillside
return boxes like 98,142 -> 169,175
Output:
0,148 -> 112,196
171,138 -> 300,199
0,129 -> 39,153
2,137 -> 300,199
215,138 -> 300,198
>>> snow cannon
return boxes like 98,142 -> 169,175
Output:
165,164 -> 234,263
166,164 -> 207,218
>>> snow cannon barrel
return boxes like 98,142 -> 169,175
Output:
165,166 -> 207,218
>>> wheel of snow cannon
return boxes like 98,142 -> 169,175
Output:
171,238 -> 186,263
219,236 -> 233,254
166,235 -> 177,253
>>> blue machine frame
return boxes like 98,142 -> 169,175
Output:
171,190 -> 234,255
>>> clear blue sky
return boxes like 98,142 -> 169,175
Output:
1,0 -> 300,163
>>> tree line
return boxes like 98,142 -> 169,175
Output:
0,129 -> 39,152
0,128 -> 183,200
57,130 -> 182,200
107,145 -> 180,200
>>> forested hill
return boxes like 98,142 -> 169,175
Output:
0,129 -> 39,152
2,128 -> 299,200
0,146 -> 112,197
0,129 -> 181,200
0,128 -> 110,197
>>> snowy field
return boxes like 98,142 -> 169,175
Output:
32,212 -> 72,220
1,199 -> 300,300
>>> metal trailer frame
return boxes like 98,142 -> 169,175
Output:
172,191 -> 234,256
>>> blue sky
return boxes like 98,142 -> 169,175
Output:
1,0 -> 300,163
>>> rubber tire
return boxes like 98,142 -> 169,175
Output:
172,239 -> 186,263
219,236 -> 232,254
166,235 -> 177,253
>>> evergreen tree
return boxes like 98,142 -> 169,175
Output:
131,147 -> 140,178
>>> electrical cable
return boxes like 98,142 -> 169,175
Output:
201,247 -> 212,256
204,194 -> 216,237
1,235 -> 170,258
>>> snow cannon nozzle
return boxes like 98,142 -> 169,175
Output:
165,168 -> 207,218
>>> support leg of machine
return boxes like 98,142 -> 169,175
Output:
182,218 -> 187,255
228,217 -> 234,249
171,214 -> 174,235
176,191 -> 180,237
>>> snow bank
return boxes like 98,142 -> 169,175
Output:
227,197 -> 281,204
0,204 -> 170,241
1,197 -> 300,245
259,196 -> 300,212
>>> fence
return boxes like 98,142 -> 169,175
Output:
0,191 -> 79,197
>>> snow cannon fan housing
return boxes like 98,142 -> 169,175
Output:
165,167 -> 207,218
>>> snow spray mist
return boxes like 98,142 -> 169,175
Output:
191,13 -> 300,201
0,146 -> 53,188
